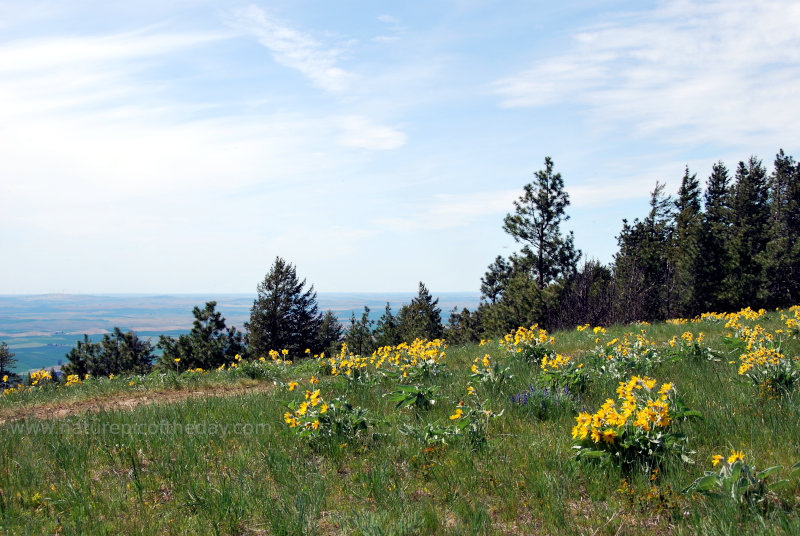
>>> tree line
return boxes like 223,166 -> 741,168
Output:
4,258 -> 446,379
448,149 -> 800,344
2,148 -> 797,383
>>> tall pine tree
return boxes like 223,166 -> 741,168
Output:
760,150 -> 800,306
696,161 -> 733,312
613,182 -> 674,322
502,157 -> 580,289
727,157 -> 770,307
246,257 -> 323,358
671,166 -> 703,316
396,282 -> 444,342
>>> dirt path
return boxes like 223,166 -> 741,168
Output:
0,381 -> 273,426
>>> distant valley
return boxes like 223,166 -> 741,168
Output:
0,293 -> 480,373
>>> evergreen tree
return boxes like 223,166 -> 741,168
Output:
727,157 -> 770,307
373,303 -> 401,348
444,307 -> 483,345
480,255 -> 512,304
0,341 -> 21,386
502,157 -> 581,289
317,310 -> 343,357
696,161 -> 733,312
671,166 -> 703,315
246,257 -> 323,358
612,182 -> 674,322
396,282 -> 444,342
760,150 -> 800,306
344,306 -> 375,355
63,335 -> 99,378
479,272 -> 544,334
64,329 -> 154,377
156,301 -> 244,371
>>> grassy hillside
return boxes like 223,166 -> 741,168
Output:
1,307 -> 799,535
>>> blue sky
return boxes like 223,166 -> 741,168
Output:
1,0 -> 799,294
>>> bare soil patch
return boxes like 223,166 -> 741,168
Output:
0,380 -> 273,426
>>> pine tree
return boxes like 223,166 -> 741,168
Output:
317,310 -> 343,357
480,255 -> 513,304
345,306 -> 375,355
246,257 -> 323,358
502,157 -> 581,289
373,303 -> 401,347
612,182 -> 674,322
479,272 -> 544,334
444,307 -> 483,345
396,282 -> 444,342
760,150 -> 800,306
63,329 -> 153,377
727,157 -> 770,307
156,301 -> 244,370
0,341 -> 21,385
672,166 -> 703,315
696,161 -> 733,312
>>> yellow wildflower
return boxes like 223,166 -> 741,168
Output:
728,450 -> 745,464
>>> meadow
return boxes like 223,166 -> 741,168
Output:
1,307 -> 799,535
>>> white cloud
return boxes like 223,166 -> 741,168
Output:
230,4 -> 355,93
336,116 -> 406,150
374,189 -> 518,231
377,14 -> 399,24
493,0 -> 800,147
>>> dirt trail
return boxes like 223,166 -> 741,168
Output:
0,381 -> 273,426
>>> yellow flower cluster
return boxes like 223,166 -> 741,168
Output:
711,450 -> 745,466
267,349 -> 293,365
540,353 -> 573,371
65,374 -> 82,387
724,307 -> 766,329
572,376 -> 675,443
599,330 -> 657,361
30,369 -> 52,386
219,353 -> 245,371
500,324 -> 554,353
668,331 -> 704,347
326,338 -> 446,379
699,311 -> 728,322
283,388 -> 327,430
780,306 -> 800,335
738,345 -> 784,375
471,353 -> 492,374
3,385 -> 23,396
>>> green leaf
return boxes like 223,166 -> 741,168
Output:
690,474 -> 718,493
769,479 -> 790,491
757,466 -> 781,480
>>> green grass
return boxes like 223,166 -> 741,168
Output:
1,309 -> 799,534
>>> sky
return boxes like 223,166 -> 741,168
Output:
1,0 -> 799,294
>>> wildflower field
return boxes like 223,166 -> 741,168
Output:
2,307 -> 800,534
